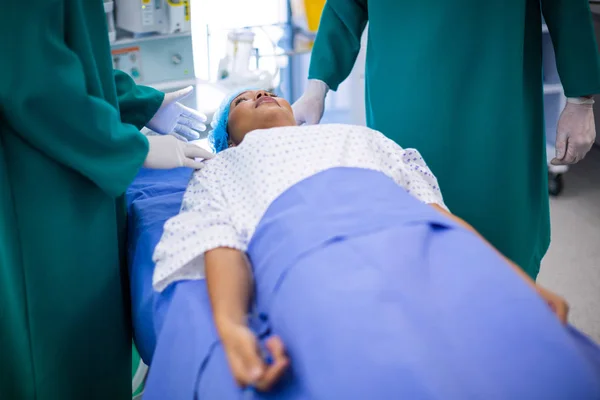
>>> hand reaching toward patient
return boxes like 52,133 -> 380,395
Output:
218,321 -> 289,391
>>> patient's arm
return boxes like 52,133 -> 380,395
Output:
205,247 -> 289,391
430,204 -> 569,324
206,247 -> 253,326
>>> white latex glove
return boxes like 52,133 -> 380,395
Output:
551,97 -> 596,165
147,86 -> 207,141
291,79 -> 329,125
143,135 -> 214,170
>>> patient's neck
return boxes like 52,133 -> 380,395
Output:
259,115 -> 296,130
229,113 -> 297,146
242,117 -> 296,135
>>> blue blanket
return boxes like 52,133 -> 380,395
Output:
127,167 -> 600,399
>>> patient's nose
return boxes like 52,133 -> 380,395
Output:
254,90 -> 268,100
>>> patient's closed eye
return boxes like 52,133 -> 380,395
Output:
234,97 -> 248,106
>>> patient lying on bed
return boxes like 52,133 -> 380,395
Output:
152,90 -> 600,398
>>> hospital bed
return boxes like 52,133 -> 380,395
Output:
126,167 -> 192,397
126,167 -> 600,399
127,167 -> 243,399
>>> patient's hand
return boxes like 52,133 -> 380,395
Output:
534,285 -> 569,324
219,321 -> 289,391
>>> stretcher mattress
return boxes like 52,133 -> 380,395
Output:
126,167 -> 194,363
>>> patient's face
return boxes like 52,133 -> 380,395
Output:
227,90 -> 296,146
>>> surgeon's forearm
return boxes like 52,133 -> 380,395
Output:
205,248 -> 253,329
541,0 -> 600,97
308,0 -> 368,91
430,204 -> 537,289
113,70 -> 164,129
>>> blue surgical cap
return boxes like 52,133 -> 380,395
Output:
209,87 -> 257,153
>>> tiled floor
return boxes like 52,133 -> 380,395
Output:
537,147 -> 600,341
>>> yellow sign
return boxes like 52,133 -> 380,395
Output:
183,0 -> 190,21
304,0 -> 326,33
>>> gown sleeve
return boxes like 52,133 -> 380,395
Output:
113,70 -> 165,130
370,131 -> 447,209
541,0 -> 600,97
308,0 -> 368,91
152,164 -> 245,292
0,1 -> 149,198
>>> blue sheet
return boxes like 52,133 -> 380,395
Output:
126,167 -> 193,363
130,167 -> 600,399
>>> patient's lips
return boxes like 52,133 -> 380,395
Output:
255,96 -> 279,108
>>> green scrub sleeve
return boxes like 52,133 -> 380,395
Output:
113,70 -> 165,130
541,0 -> 600,97
308,0 -> 368,91
0,2 -> 149,198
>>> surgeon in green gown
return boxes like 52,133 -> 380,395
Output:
293,0 -> 600,279
0,1 -> 213,399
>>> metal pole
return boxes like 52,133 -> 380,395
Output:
286,0 -> 295,101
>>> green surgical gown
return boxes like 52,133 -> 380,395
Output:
0,1 -> 164,398
309,0 -> 600,278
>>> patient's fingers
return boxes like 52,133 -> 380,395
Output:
536,285 -> 569,325
265,336 -> 287,363
254,336 -> 289,391
235,335 -> 266,385
548,296 -> 570,325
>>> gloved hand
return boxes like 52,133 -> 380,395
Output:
143,135 -> 214,170
147,86 -> 207,141
291,79 -> 329,125
551,97 -> 596,165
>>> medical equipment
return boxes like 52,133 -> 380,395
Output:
111,33 -> 194,86
109,0 -> 195,87
218,30 -> 256,80
216,29 -> 275,89
104,0 -> 117,43
115,0 -> 191,36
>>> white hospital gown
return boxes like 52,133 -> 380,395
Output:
153,124 -> 446,292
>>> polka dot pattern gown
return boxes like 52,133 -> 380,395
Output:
153,124 -> 445,291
